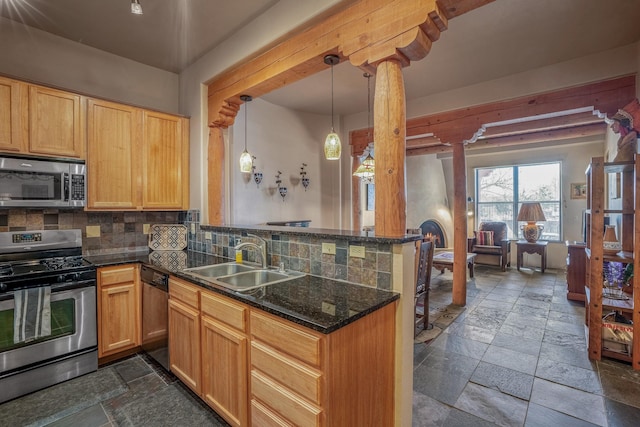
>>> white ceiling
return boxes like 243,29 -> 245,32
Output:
2,0 -> 640,116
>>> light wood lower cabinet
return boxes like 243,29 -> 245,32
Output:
249,305 -> 396,426
168,278 -> 201,394
97,264 -> 141,358
166,277 -> 396,426
201,316 -> 248,427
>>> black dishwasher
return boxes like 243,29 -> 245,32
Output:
140,265 -> 169,371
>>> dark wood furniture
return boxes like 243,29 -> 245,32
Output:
415,240 -> 434,336
585,156 -> 640,370
566,241 -> 586,301
467,221 -> 511,271
432,252 -> 477,278
516,240 -> 548,273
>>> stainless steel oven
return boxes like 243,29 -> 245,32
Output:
0,230 -> 97,403
0,155 -> 86,208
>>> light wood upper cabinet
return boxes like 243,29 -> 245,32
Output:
86,99 -> 189,210
87,99 -> 142,209
0,76 -> 27,153
142,111 -> 189,210
28,85 -> 84,158
97,264 -> 141,358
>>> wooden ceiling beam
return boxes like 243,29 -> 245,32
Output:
404,75 -> 635,144
207,0 -> 494,127
480,111 -> 603,138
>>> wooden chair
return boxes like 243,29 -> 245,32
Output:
415,240 -> 434,336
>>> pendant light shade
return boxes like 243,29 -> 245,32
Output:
323,54 -> 342,160
239,95 -> 253,174
324,132 -> 341,160
353,73 -> 375,181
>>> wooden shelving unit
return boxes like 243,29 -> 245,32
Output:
584,156 -> 640,369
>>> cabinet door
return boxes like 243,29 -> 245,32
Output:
168,298 -> 201,394
29,85 -> 84,158
98,283 -> 140,357
142,111 -> 189,209
86,99 -> 142,209
201,316 -> 248,427
0,76 -> 27,153
98,265 -> 140,358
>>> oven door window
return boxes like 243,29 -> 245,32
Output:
0,298 -> 75,352
0,170 -> 62,201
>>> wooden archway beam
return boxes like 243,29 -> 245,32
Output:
349,74 -> 635,156
206,0 -> 496,128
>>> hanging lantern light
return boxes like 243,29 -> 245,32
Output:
353,73 -> 375,182
323,54 -> 341,160
239,95 -> 253,173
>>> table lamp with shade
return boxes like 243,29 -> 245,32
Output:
517,202 -> 546,242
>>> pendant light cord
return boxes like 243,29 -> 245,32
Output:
331,63 -> 335,132
244,101 -> 248,151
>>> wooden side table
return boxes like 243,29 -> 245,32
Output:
516,240 -> 548,273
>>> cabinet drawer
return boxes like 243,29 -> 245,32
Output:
169,278 -> 199,309
251,399 -> 295,427
201,291 -> 247,332
251,311 -> 322,367
251,370 -> 322,427
251,341 -> 322,404
99,265 -> 137,286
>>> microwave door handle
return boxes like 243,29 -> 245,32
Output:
63,173 -> 69,201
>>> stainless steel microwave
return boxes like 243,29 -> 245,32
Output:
0,156 -> 86,208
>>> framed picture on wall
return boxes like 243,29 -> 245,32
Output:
366,184 -> 375,210
570,182 -> 587,199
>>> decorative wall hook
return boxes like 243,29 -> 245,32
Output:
252,156 -> 262,187
275,171 -> 287,201
300,163 -> 310,191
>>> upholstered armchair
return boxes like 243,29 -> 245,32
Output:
467,221 -> 511,271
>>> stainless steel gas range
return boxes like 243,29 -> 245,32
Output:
0,229 -> 97,403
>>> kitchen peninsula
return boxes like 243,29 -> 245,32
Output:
86,223 -> 418,426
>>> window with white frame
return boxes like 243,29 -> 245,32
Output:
475,162 -> 561,241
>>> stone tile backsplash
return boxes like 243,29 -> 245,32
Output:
0,209 -> 184,255
183,210 -> 393,290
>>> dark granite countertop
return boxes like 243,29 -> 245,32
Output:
200,224 -> 422,244
84,250 -> 399,334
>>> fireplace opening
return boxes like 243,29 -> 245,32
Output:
418,220 -> 447,248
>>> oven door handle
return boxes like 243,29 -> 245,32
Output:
63,173 -> 70,202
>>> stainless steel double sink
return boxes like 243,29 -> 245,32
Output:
182,262 -> 305,292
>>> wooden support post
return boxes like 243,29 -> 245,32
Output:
452,142 -> 467,306
208,127 -> 225,225
374,59 -> 406,237
352,156 -> 362,232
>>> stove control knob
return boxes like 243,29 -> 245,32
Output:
0,282 -> 6,292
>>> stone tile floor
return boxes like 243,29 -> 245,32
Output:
4,266 -> 640,426
0,353 -> 230,426
413,265 -> 640,426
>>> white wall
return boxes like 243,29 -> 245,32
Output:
406,155 -> 453,244
0,17 -> 179,112
230,99 -> 341,228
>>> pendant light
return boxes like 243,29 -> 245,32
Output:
323,54 -> 342,160
353,73 -> 375,182
131,0 -> 143,14
239,95 -> 253,174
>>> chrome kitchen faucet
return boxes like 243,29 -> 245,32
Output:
235,234 -> 268,268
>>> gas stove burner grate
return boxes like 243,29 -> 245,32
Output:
0,263 -> 12,277
41,256 -> 85,270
